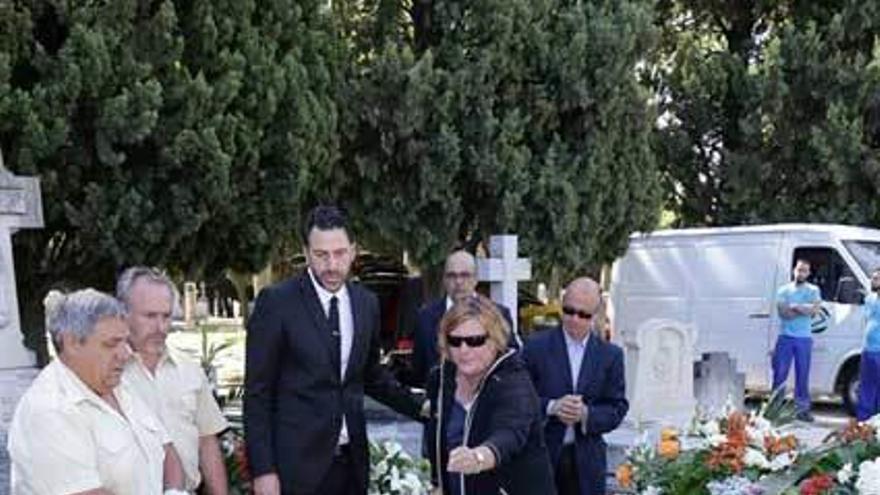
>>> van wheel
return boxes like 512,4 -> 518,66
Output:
841,363 -> 860,416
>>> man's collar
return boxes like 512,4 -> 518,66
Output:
308,268 -> 349,304
54,359 -> 109,407
445,292 -> 478,311
127,347 -> 178,374
562,327 -> 591,348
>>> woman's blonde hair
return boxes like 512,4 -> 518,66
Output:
437,294 -> 510,360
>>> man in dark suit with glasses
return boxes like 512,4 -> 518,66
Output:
411,249 -> 520,389
521,277 -> 628,495
245,206 -> 425,495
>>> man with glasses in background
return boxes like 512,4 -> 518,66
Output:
522,277 -> 628,495
411,249 -> 520,388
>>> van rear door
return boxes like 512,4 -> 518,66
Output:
694,234 -> 782,391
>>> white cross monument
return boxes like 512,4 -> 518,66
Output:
0,148 -> 43,489
476,235 -> 531,337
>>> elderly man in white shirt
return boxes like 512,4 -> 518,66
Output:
118,267 -> 229,494
8,289 -> 186,495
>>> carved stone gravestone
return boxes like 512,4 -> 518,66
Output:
624,318 -> 697,426
0,150 -> 43,491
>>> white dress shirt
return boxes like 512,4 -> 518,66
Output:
9,360 -> 168,495
547,330 -> 589,445
308,269 -> 354,445
122,349 -> 228,490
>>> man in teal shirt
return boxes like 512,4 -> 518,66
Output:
858,268 -> 880,420
772,259 -> 821,421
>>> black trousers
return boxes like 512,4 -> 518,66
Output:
555,444 -> 582,495
315,444 -> 357,495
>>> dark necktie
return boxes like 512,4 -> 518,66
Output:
328,296 -> 340,338
328,296 -> 341,374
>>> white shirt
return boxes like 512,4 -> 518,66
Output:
122,349 -> 229,490
445,295 -> 467,311
8,360 -> 168,495
309,269 -> 354,445
547,330 -> 589,445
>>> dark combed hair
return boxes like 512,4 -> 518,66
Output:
301,205 -> 353,245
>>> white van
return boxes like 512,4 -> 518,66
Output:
609,224 -> 880,413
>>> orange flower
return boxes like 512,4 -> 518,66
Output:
707,441 -> 746,473
707,412 -> 749,473
764,434 -> 798,456
837,419 -> 876,443
616,463 -> 633,488
725,412 -> 749,448
657,427 -> 681,459
659,439 -> 681,459
661,427 -> 678,442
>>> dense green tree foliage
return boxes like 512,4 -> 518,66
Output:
326,0 -> 662,280
654,0 -> 880,226
1,0 -> 340,359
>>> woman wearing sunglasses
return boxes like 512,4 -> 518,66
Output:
425,295 -> 556,495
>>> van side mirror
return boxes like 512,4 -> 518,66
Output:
835,276 -> 864,305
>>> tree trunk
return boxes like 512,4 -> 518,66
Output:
421,262 -> 445,301
226,269 -> 252,325
547,266 -> 562,303
19,291 -> 50,366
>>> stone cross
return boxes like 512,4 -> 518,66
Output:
476,235 -> 531,337
0,148 -> 44,490
0,149 -> 42,368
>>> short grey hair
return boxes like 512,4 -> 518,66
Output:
116,266 -> 180,316
44,289 -> 127,353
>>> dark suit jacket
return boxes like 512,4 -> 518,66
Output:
244,273 -> 422,495
521,327 -> 628,495
412,297 -> 519,388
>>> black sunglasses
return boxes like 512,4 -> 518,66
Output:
562,306 -> 593,320
448,334 -> 489,348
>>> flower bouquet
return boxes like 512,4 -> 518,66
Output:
616,392 -> 800,494
762,416 -> 880,494
369,440 -> 432,495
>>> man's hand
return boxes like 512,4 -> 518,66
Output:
790,302 -> 819,316
253,473 -> 281,495
447,445 -> 497,474
551,394 -> 586,426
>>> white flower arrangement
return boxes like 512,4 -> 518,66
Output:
640,485 -> 663,495
868,413 -> 880,443
689,408 -> 799,472
856,458 -> 880,495
369,441 -> 431,495
836,462 -> 854,485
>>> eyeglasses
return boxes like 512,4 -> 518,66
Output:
562,306 -> 594,320
447,334 -> 489,348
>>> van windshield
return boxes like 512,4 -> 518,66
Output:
843,241 -> 880,276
